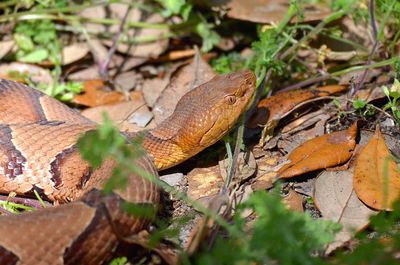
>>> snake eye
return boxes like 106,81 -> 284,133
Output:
225,95 -> 237,105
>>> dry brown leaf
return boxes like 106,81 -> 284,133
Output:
277,122 -> 358,179
252,156 -> 280,191
114,70 -> 140,92
283,189 -> 304,212
314,168 -> 377,252
339,68 -> 381,86
80,4 -> 168,67
315,162 -> 377,252
187,165 -> 223,201
354,127 -> 400,210
248,85 -> 347,128
354,85 -> 386,103
68,65 -> 101,81
210,0 -> 331,23
73,80 -> 124,107
152,56 -> 215,124
0,40 -> 15,60
141,75 -> 170,108
81,90 -> 149,132
0,62 -> 52,84
62,43 -> 89,65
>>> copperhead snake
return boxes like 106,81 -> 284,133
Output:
0,70 -> 256,265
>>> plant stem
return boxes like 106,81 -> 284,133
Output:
331,56 -> 399,77
280,10 -> 346,60
0,13 -> 170,30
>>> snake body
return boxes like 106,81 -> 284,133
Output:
0,70 -> 256,264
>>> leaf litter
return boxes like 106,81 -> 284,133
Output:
2,0 -> 400,263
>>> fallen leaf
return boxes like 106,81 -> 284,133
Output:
141,75 -> 170,108
114,70 -> 140,92
354,127 -> 400,210
81,90 -> 149,131
67,65 -> 101,81
150,49 -> 196,63
277,110 -> 329,154
73,80 -> 124,107
252,156 -> 280,191
62,42 -> 89,65
152,55 -> 215,124
187,165 -> 223,201
283,189 -> 304,212
0,40 -> 15,60
277,122 -> 358,179
314,167 -> 377,253
210,0 -> 331,23
127,105 -> 153,128
248,85 -> 347,128
0,62 -> 52,84
313,167 -> 377,233
81,4 -> 169,67
354,85 -> 386,103
339,68 -> 381,86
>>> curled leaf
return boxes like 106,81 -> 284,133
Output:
277,122 -> 357,179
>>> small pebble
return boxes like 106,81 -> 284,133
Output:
160,173 -> 184,186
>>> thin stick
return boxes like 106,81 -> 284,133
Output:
98,6 -> 131,78
351,0 -> 380,96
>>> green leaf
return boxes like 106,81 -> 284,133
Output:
382,85 -> 390,97
109,256 -> 128,265
196,21 -> 220,52
18,49 -> 49,63
52,82 -> 83,101
14,33 -> 34,51
193,190 -> 340,264
103,167 -> 128,194
160,0 -> 186,14
181,4 -> 192,21
352,99 -> 367,109
77,114 -> 126,169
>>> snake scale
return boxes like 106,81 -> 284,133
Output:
0,70 -> 256,265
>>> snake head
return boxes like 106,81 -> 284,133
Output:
146,70 -> 256,169
167,69 -> 256,150
196,70 -> 256,147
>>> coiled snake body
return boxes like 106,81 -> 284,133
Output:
0,70 -> 256,265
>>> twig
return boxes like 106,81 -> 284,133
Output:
279,74 -> 333,92
331,56 -> 400,77
0,195 -> 51,209
351,0 -> 380,97
98,6 -> 131,79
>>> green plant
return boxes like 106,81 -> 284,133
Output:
13,16 -> 82,101
211,52 -> 248,74
382,79 -> 400,124
188,189 -> 340,265
352,98 -> 376,117
14,19 -> 61,64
